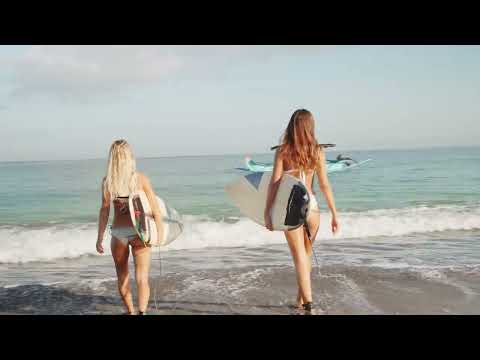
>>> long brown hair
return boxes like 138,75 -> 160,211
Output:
279,109 -> 320,171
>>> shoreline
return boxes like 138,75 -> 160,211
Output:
1,261 -> 479,315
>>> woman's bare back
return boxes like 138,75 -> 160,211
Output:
110,172 -> 148,228
282,157 -> 317,195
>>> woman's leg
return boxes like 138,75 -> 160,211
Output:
285,226 -> 313,307
131,240 -> 152,314
111,238 -> 135,314
297,212 -> 320,307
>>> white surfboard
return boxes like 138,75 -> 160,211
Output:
225,172 -> 310,231
129,191 -> 183,247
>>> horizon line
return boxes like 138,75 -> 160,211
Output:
0,143 -> 478,164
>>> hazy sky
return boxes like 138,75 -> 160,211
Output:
0,45 -> 479,161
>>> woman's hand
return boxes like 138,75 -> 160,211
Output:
96,239 -> 104,254
264,211 -> 273,231
331,215 -> 339,234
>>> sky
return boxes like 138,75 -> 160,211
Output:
0,45 -> 479,161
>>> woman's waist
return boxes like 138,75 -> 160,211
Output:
305,188 -> 317,198
111,216 -> 134,228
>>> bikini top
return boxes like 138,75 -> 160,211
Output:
284,168 -> 315,187
113,196 -> 130,215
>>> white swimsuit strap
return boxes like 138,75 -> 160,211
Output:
285,169 -> 310,184
300,170 -> 306,184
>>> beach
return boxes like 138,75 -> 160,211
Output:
1,243 -> 480,315
1,147 -> 479,314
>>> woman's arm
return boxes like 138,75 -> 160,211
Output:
96,178 -> 110,254
264,149 -> 284,231
140,173 -> 164,244
316,148 -> 339,234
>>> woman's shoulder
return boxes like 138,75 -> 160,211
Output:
136,171 -> 146,182
274,146 -> 285,162
316,144 -> 326,153
314,146 -> 326,170
136,172 -> 151,186
316,146 -> 326,161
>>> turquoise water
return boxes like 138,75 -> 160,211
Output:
1,146 -> 479,265
1,146 -> 479,225
1,146 -> 480,314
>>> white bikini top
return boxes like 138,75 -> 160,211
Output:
284,169 -> 315,185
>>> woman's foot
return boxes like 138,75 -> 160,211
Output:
296,292 -> 305,309
302,302 -> 313,314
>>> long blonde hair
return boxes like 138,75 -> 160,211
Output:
279,109 -> 320,171
104,139 -> 138,198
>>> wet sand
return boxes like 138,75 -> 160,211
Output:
1,258 -> 479,315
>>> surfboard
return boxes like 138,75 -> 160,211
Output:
244,157 -> 372,173
245,158 -> 274,172
129,191 -> 183,247
225,172 -> 310,231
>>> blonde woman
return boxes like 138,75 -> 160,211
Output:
96,140 -> 163,315
264,109 -> 339,314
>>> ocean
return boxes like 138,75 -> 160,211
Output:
1,147 -> 479,314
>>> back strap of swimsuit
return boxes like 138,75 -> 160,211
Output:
285,169 -> 310,184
